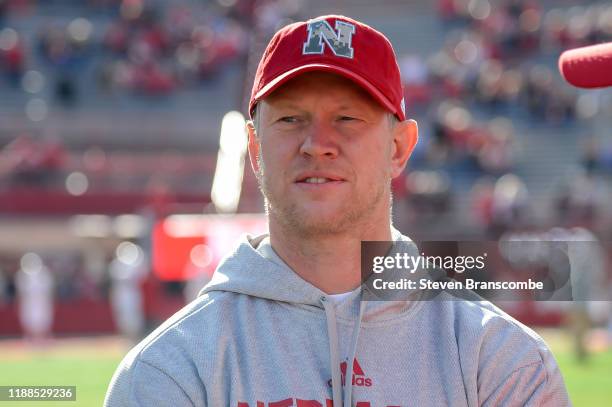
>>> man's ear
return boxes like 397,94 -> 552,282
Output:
390,119 -> 418,178
246,121 -> 261,175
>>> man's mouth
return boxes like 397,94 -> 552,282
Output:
295,173 -> 345,184
301,177 -> 337,184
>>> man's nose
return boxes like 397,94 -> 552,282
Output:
299,120 -> 339,159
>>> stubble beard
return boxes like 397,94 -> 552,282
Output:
257,165 -> 389,238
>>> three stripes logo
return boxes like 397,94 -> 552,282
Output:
327,358 -> 373,388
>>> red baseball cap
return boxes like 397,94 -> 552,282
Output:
249,15 -> 406,121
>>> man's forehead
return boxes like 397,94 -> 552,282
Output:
262,71 -> 383,109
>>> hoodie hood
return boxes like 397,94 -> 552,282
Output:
200,234 -> 327,307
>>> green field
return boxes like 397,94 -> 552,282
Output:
539,329 -> 612,407
555,351 -> 612,406
0,331 -> 610,406
0,337 -> 123,407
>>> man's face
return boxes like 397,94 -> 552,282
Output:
248,72 -> 413,237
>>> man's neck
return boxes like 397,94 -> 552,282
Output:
268,220 -> 392,294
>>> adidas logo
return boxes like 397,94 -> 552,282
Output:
327,358 -> 373,388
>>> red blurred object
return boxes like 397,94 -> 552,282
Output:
559,42 -> 612,89
152,221 -> 209,281
152,214 -> 267,281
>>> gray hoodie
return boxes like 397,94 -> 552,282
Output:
105,230 -> 571,406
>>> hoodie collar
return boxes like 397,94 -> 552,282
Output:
200,227 -> 423,320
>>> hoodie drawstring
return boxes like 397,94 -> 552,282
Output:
321,293 -> 367,407
343,299 -> 366,407
321,296 -> 342,407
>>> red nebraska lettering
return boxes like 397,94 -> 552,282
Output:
269,399 -> 293,407
238,400 -> 380,407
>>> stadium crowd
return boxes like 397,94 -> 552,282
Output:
391,0 -> 612,240
1,0 -> 304,99
0,0 -> 610,339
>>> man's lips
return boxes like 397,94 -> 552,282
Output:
294,172 -> 346,184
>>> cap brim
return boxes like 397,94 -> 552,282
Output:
251,63 -> 403,120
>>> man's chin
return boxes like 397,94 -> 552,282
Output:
290,220 -> 351,236
282,207 -> 356,236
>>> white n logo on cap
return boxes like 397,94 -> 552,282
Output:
303,19 -> 355,59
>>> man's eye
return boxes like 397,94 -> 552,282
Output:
279,116 -> 299,123
338,116 -> 358,121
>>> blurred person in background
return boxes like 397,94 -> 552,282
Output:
0,26 -> 25,86
489,173 -> 530,237
543,227 -> 609,362
106,15 -> 569,406
15,252 -> 54,344
565,227 -> 608,362
109,241 -> 147,344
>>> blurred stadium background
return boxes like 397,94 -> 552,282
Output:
0,0 -> 611,405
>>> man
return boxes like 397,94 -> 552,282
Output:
15,252 -> 54,344
105,15 -> 570,406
